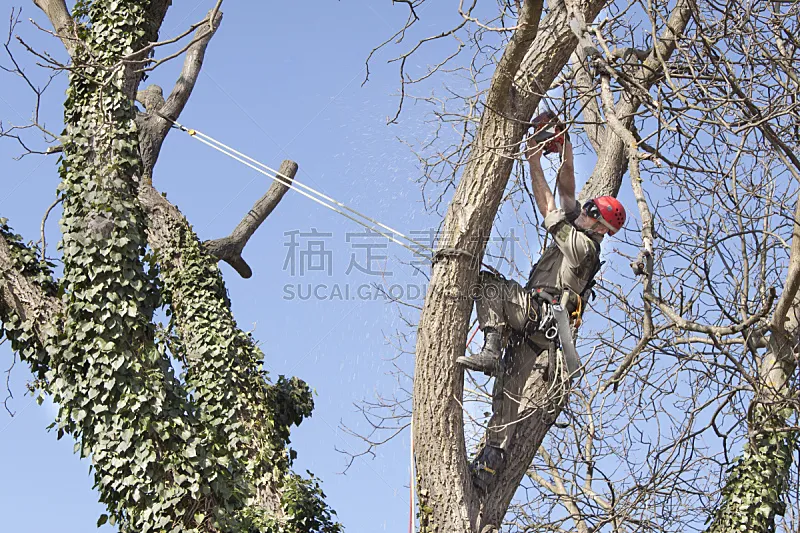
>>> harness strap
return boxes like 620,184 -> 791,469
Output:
431,247 -> 478,265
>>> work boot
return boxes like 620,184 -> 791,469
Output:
470,445 -> 505,492
456,328 -> 503,376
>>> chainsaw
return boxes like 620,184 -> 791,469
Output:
531,111 -> 569,155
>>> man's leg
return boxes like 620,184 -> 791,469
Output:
485,341 -> 542,448
457,271 -> 531,375
459,271 -> 541,490
472,340 -> 542,490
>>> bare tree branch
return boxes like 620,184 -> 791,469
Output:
136,9 -> 223,181
32,0 -> 76,57
39,193 -> 61,260
205,160 -> 298,278
0,9 -> 61,158
571,48 -> 605,153
772,195 -> 800,330
582,0 -> 692,199
598,73 -> 656,391
648,290 -> 775,338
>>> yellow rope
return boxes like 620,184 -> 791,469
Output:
571,294 -> 583,328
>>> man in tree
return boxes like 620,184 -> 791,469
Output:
456,114 -> 626,489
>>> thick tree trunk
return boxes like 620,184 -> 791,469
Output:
413,91 -> 530,533
412,0 -> 693,529
139,182 -> 317,519
705,328 -> 797,532
412,1 -> 609,531
51,4 -> 231,528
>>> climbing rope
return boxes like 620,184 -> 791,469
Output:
409,418 -> 416,533
166,118 -> 436,258
160,116 -> 496,272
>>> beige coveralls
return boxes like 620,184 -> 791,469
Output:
475,207 -> 600,449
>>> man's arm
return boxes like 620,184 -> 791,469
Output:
555,139 -> 577,211
527,145 -> 556,218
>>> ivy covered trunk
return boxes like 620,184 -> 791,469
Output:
55,2 -> 239,530
139,184 -> 334,531
0,1 -> 340,531
705,335 -> 797,533
705,411 -> 793,533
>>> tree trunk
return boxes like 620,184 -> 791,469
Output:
0,1 -> 341,531
412,1 -> 609,530
705,330 -> 796,533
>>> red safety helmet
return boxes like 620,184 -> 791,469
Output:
583,196 -> 626,235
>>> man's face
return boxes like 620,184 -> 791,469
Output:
575,211 -> 609,236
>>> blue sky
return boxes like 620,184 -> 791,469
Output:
0,2 -> 460,531
0,2 -> 622,532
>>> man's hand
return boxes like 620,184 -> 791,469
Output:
530,111 -> 568,155
524,135 -> 544,163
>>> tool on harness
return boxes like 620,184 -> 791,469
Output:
571,294 -> 583,328
531,111 -> 569,155
531,288 -> 580,376
527,293 -> 558,340
552,291 -> 580,376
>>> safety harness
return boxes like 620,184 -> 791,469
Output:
516,229 -> 602,379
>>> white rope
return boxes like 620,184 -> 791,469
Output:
192,129 -> 428,253
167,118 -> 437,260
189,135 -> 430,259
